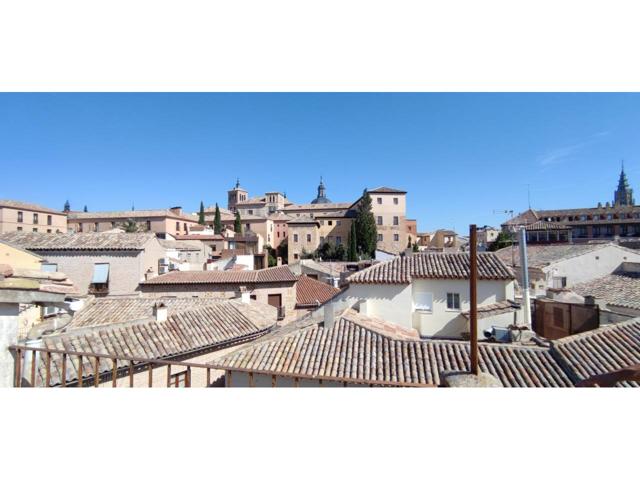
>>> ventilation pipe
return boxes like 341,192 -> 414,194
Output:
518,227 -> 532,328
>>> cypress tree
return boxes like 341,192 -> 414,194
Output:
234,211 -> 242,234
198,201 -> 205,225
213,203 -> 223,234
355,189 -> 377,257
347,222 -> 358,261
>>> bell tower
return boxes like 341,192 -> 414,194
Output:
614,163 -> 634,206
228,178 -> 248,212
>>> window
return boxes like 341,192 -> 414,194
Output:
248,210 -> 253,215
393,216 -> 399,226
336,236 -> 342,245
111,221 -> 116,228
89,263 -> 110,294
393,233 -> 399,241
47,215 -> 52,226
17,211 -> 23,223
17,226 -> 22,231
78,223 -> 83,232
377,216 -> 383,225
47,229 -> 51,233
414,292 -> 433,312
306,234 -> 311,242
176,221 -> 180,231
328,220 -> 333,226
377,233 -> 383,241
294,253 -> 299,259
33,228 -> 38,232
33,213 -> 39,224
94,222 -> 99,231
246,223 -> 250,230
552,277 -> 567,289
336,220 -> 341,226
393,197 -> 399,205
146,220 -> 151,230
293,234 -> 299,242
446,293 -> 461,310
377,197 -> 382,204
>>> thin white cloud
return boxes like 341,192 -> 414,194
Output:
536,131 -> 610,168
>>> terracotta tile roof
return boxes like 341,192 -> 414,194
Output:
0,232 -> 157,251
141,265 -> 297,285
68,297 -> 227,329
175,234 -> 224,241
368,187 -> 407,194
461,300 -> 521,320
340,308 -> 420,340
295,275 -> 341,308
0,264 -> 78,296
572,272 -> 640,310
68,208 -> 198,223
159,239 -> 201,251
0,199 -> 63,215
494,242 -> 631,269
348,252 -> 514,284
212,316 -> 573,387
551,319 -> 640,387
283,202 -> 353,211
35,301 -> 276,386
523,221 -> 571,231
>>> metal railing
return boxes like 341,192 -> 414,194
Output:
9,344 -> 222,388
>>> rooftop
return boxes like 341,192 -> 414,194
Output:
551,318 -> 640,387
0,231 -> 157,251
0,199 -> 64,215
0,264 -> 78,297
295,275 -> 342,308
523,220 -> 571,231
368,187 -> 407,194
141,265 -> 297,285
461,300 -> 521,320
159,239 -> 202,251
283,202 -> 353,211
67,208 -> 198,222
572,272 -> 640,310
494,242 -> 630,268
348,252 -> 514,284
35,300 -> 277,386
212,315 -> 573,387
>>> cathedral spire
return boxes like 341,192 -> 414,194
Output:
614,163 -> 634,206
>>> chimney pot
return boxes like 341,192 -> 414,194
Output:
153,302 -> 168,322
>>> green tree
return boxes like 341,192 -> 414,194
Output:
213,203 -> 223,234
83,205 -> 88,212
347,222 -> 358,261
488,231 -> 513,251
234,211 -> 242,234
198,201 -> 205,225
354,189 -> 377,257
265,244 -> 277,267
412,241 -> 419,253
277,238 -> 288,264
121,218 -> 139,233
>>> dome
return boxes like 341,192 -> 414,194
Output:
310,177 -> 332,204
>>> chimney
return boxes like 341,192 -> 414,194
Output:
170,206 -> 183,216
238,286 -> 251,304
323,300 -> 335,329
277,256 -> 282,266
145,267 -> 157,281
153,302 -> 168,322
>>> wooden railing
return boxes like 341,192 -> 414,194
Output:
9,344 -> 222,388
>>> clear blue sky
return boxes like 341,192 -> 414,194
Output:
1,93 -> 639,232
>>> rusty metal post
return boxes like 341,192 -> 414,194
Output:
166,364 -> 171,387
469,224 -> 479,375
30,350 -> 37,387
128,360 -> 134,387
45,352 -> 51,387
112,358 -> 118,388
61,353 -> 67,387
78,355 -> 83,387
148,363 -> 153,387
14,348 -> 22,388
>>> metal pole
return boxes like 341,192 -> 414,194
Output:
518,226 -> 532,328
469,224 -> 479,375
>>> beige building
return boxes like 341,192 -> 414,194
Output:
67,207 -> 199,237
0,231 -> 166,297
0,199 -> 67,234
369,187 -> 408,254
140,265 -> 298,319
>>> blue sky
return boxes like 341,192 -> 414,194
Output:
1,93 -> 639,232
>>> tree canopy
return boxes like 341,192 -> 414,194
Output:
213,203 -> 223,234
354,189 -> 377,258
347,222 -> 358,261
488,231 -> 513,251
234,211 -> 242,234
198,201 -> 205,225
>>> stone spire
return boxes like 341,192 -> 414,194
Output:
614,162 -> 634,206
311,176 -> 332,204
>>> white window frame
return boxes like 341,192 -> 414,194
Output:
413,292 -> 433,313
446,292 -> 461,310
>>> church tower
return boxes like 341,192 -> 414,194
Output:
228,178 -> 248,212
310,177 -> 332,204
614,164 -> 634,206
